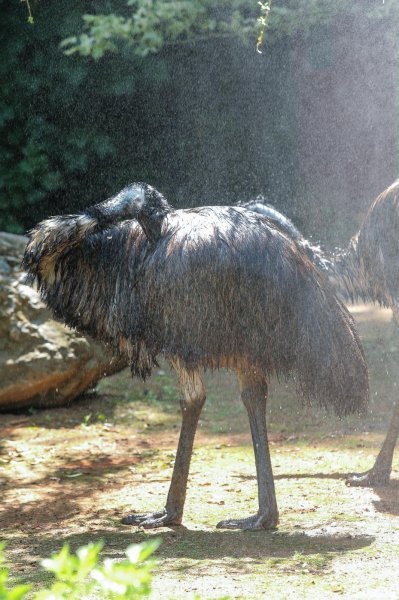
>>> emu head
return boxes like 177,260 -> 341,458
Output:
102,184 -> 147,220
87,183 -> 172,244
95,183 -> 170,219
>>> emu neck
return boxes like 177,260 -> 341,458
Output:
138,204 -> 171,244
329,239 -> 367,302
138,213 -> 163,243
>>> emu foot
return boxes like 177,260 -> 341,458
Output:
346,469 -> 391,488
121,508 -> 181,528
216,510 -> 279,531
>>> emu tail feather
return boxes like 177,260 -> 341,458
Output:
22,214 -> 99,287
292,274 -> 368,417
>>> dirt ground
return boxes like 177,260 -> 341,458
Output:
0,304 -> 398,599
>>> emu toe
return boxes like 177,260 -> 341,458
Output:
216,511 -> 279,531
121,508 -> 182,528
346,469 -> 391,488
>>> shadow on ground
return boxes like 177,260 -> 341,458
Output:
12,527 -> 375,565
236,472 -> 347,482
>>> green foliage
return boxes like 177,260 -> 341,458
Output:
1,0 -> 297,234
0,2 -> 118,232
60,1 -> 258,60
0,539 -> 160,600
3,0 -> 396,239
1,1 -> 178,232
60,0 -> 399,60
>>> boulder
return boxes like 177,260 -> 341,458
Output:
0,232 -> 125,410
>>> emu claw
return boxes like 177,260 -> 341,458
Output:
121,508 -> 181,528
346,470 -> 391,488
216,511 -> 278,531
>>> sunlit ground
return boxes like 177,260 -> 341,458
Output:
0,304 -> 398,598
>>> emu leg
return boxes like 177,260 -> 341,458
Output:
217,371 -> 279,530
392,303 -> 399,328
347,402 -> 399,487
122,365 -> 205,528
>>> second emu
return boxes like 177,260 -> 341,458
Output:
243,181 -> 399,487
23,183 -> 369,530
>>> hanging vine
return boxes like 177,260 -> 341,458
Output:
256,0 -> 272,52
22,0 -> 34,24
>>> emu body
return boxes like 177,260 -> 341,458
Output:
245,182 -> 399,487
240,199 -> 333,276
23,184 -> 369,529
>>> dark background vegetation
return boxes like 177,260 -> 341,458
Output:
1,0 -> 398,245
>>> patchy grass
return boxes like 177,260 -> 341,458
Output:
0,304 -> 398,598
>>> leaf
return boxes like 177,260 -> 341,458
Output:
125,539 -> 161,564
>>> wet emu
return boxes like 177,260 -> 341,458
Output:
244,181 -> 399,487
23,183 -> 369,530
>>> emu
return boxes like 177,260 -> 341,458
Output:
243,181 -> 399,487
23,183 -> 369,530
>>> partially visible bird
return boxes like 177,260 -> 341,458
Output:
243,183 -> 399,487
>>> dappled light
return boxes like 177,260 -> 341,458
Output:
2,1 -> 399,598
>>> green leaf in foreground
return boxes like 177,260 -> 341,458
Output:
0,539 -> 161,600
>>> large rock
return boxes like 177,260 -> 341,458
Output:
0,232 -> 124,410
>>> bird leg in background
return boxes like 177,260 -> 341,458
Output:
347,401 -> 399,487
217,370 -> 279,530
392,304 -> 399,329
122,364 -> 205,528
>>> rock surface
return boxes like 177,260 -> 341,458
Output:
0,232 -> 124,410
